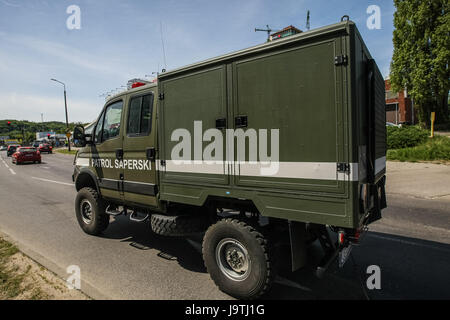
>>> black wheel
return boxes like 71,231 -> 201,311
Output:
202,218 -> 276,299
75,187 -> 109,235
150,213 -> 208,236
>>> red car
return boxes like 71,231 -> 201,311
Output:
12,147 -> 41,165
39,143 -> 53,154
7,144 -> 21,157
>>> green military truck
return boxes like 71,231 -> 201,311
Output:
72,20 -> 387,299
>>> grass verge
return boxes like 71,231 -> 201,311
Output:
387,135 -> 450,163
0,237 -> 88,300
55,149 -> 78,155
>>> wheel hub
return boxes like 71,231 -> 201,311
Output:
80,199 -> 93,225
216,239 -> 251,281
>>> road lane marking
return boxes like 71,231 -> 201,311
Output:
31,177 -> 73,187
1,158 -> 15,175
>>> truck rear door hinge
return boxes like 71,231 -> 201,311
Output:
337,163 -> 350,174
334,55 -> 348,66
159,93 -> 165,100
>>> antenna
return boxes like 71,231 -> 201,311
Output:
255,25 -> 273,42
160,22 -> 167,70
306,10 -> 310,31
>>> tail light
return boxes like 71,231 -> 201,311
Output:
338,231 -> 345,246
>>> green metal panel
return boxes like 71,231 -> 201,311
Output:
231,39 -> 347,194
159,66 -> 229,187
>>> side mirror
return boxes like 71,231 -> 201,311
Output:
73,126 -> 92,147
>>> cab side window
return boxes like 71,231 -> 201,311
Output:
127,94 -> 153,136
94,101 -> 123,143
94,112 -> 105,143
102,101 -> 123,141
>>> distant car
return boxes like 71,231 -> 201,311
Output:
386,122 -> 401,128
32,141 -> 41,148
0,145 -> 7,151
11,147 -> 41,165
7,145 -> 21,157
39,143 -> 53,154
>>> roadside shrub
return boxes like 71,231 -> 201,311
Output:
387,126 -> 429,149
387,136 -> 450,162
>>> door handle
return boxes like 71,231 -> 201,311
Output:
116,149 -> 123,160
146,148 -> 156,161
235,116 -> 248,128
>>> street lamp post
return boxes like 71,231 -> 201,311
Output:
51,78 -> 71,151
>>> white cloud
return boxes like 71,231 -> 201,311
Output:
0,0 -> 20,7
0,92 -> 101,123
0,33 -> 140,79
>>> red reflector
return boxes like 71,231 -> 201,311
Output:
131,82 -> 146,89
338,232 -> 345,245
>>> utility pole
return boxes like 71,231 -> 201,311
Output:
51,78 -> 71,151
306,10 -> 310,31
255,25 -> 273,42
22,124 -> 25,144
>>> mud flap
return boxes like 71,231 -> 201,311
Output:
365,176 -> 386,225
288,221 -> 307,272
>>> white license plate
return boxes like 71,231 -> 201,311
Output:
339,244 -> 353,268
26,154 -> 33,157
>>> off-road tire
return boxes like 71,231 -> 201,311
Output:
202,218 -> 276,300
75,187 -> 109,235
150,213 -> 208,237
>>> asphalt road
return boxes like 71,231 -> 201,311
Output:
0,151 -> 449,300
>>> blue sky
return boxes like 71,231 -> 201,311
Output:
0,0 -> 395,123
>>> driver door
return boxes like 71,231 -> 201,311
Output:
92,99 -> 124,201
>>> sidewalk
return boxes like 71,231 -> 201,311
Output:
387,161 -> 450,201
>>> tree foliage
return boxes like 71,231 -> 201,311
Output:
0,120 -> 85,143
390,0 -> 449,127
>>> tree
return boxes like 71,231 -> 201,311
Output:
390,0 -> 449,127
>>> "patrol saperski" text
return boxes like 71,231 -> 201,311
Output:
91,158 -> 152,170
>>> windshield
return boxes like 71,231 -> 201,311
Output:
19,148 -> 36,153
